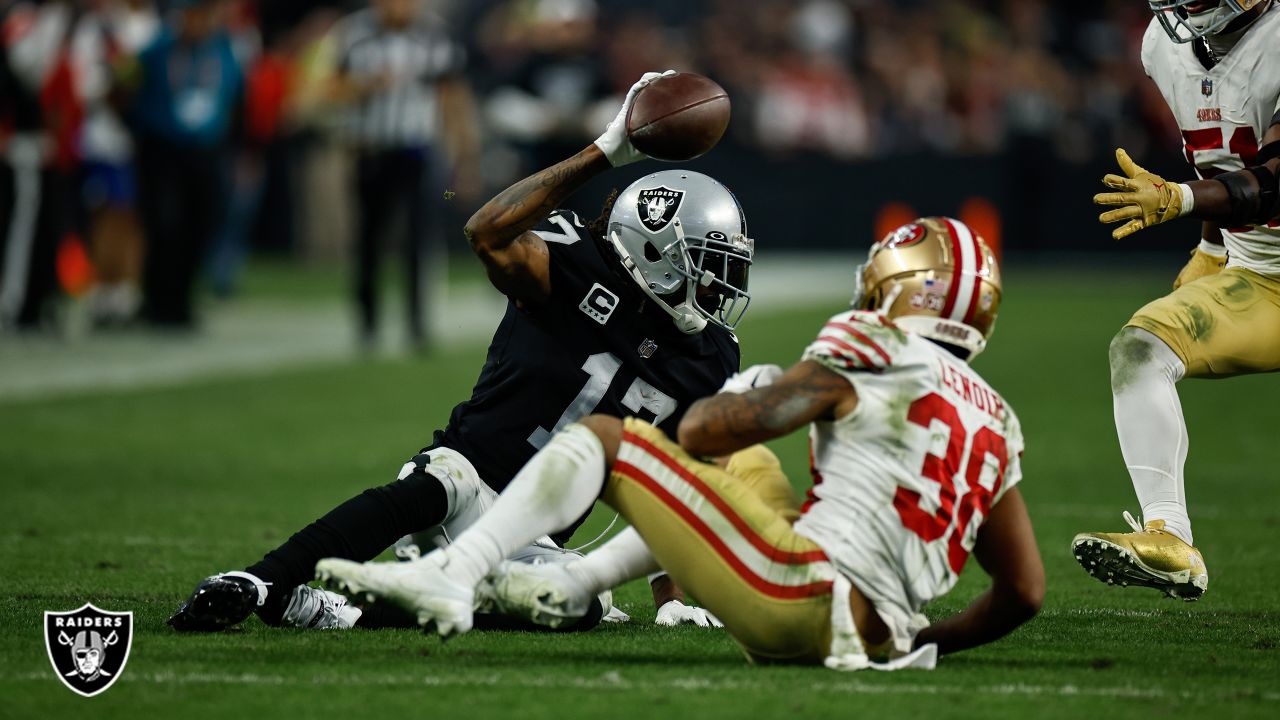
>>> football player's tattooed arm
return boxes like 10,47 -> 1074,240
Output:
677,361 -> 856,458
913,487 -> 1044,655
463,145 -> 612,304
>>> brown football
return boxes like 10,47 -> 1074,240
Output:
626,73 -> 731,162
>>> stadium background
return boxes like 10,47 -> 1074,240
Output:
2,1 -> 1277,718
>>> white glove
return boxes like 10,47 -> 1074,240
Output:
593,70 -> 676,167
718,364 -> 783,395
601,606 -> 631,624
654,599 -> 723,628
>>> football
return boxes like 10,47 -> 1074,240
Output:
626,72 -> 731,162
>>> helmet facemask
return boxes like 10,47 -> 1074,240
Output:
609,219 -> 753,334
686,229 -> 753,330
1150,0 -> 1264,43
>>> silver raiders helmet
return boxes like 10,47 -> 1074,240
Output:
607,169 -> 754,334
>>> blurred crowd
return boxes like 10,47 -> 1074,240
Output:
0,0 -> 1180,337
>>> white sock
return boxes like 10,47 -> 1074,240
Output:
441,424 -> 607,588
1110,328 -> 1193,544
565,527 -> 660,594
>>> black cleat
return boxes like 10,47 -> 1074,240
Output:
168,573 -> 264,631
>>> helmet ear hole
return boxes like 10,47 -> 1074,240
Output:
863,287 -> 881,311
644,243 -> 662,263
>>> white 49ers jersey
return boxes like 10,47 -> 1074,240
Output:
792,310 -> 1024,640
1141,4 -> 1280,276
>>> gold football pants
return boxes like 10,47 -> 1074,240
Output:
604,419 -> 837,664
1126,267 -> 1280,377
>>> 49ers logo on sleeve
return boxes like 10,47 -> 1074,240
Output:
44,603 -> 133,697
637,187 -> 684,233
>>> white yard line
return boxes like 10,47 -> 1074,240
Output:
0,255 -> 853,403
4,669 -> 1276,702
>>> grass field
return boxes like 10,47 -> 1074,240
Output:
2,263 -> 1277,719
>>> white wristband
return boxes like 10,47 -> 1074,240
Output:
1179,183 -> 1195,215
1197,239 -> 1228,257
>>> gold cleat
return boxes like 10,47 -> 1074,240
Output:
1071,511 -> 1208,601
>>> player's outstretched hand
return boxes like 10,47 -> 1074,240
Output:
654,599 -> 724,628
594,70 -> 677,168
718,363 -> 783,394
1094,148 -> 1187,240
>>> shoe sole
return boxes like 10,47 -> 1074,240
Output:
485,564 -> 586,629
1071,535 -> 1207,601
316,560 -> 472,637
167,577 -> 258,631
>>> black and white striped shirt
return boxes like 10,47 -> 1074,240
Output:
335,8 -> 464,148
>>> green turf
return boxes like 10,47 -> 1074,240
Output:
2,266 -> 1277,718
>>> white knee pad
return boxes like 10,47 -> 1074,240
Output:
394,448 -> 499,557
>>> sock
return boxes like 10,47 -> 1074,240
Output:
565,526 -> 660,594
247,469 -> 448,624
1110,328 -> 1193,544
441,424 -> 607,589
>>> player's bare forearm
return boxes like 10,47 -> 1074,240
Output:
677,361 -> 853,458
650,574 -> 685,609
1183,155 -> 1280,225
912,585 -> 1036,656
916,488 -> 1042,655
463,145 -> 610,253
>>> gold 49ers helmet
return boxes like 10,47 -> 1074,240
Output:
851,217 -> 1001,361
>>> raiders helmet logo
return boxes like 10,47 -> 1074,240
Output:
44,603 -> 133,697
637,186 -> 685,233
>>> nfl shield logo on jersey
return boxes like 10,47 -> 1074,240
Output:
44,603 -> 133,697
637,338 -> 659,358
637,186 -> 684,233
1201,77 -> 1213,97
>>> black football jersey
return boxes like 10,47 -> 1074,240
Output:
429,210 -> 740,492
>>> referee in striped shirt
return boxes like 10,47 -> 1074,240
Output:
333,0 -> 476,350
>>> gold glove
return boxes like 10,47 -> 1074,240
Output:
1172,246 -> 1227,289
1094,148 -> 1185,240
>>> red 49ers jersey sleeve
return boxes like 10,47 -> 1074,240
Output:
802,310 -> 906,374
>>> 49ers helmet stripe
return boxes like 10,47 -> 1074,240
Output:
939,218 -> 965,319
941,217 -> 978,323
